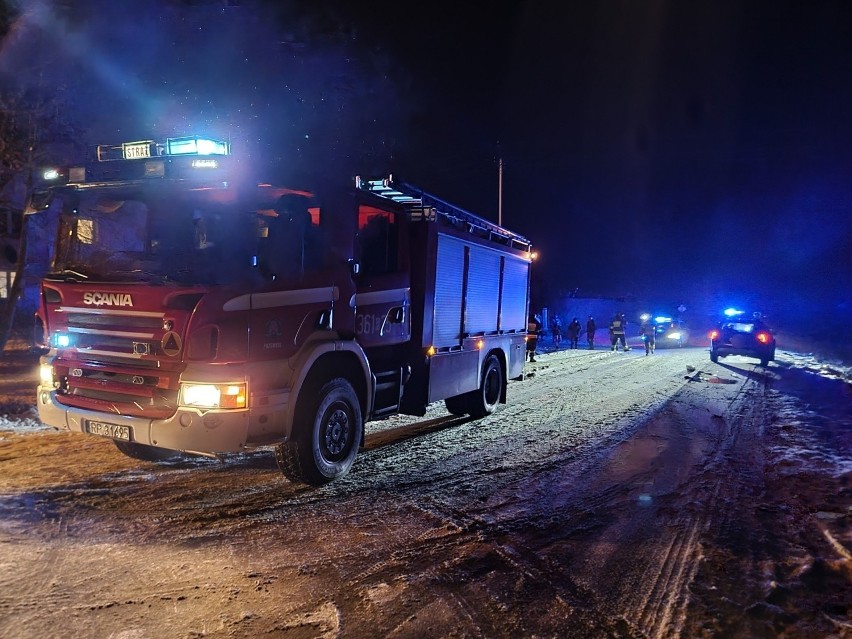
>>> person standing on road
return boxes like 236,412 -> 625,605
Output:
586,316 -> 596,349
609,312 -> 629,351
639,314 -> 656,355
550,314 -> 563,349
527,314 -> 542,362
567,317 -> 582,349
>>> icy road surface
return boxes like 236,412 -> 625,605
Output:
0,341 -> 849,638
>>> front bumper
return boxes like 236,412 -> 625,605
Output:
36,384 -> 291,453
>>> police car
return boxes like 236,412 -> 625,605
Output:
709,309 -> 776,367
652,316 -> 689,348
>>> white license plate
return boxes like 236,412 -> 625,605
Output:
87,421 -> 131,441
123,143 -> 151,159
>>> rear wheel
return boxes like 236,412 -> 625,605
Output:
276,378 -> 363,485
710,350 -> 719,363
114,440 -> 180,462
444,394 -> 469,416
467,354 -> 503,419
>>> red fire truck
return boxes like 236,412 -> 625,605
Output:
33,136 -> 532,484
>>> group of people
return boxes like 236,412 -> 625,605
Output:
526,314 -> 598,361
526,311 -> 658,361
550,314 -> 597,350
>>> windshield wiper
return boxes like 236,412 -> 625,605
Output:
45,269 -> 89,282
111,269 -> 177,285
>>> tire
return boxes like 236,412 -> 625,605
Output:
467,354 -> 503,419
114,440 -> 180,462
276,378 -> 363,485
710,350 -> 718,363
760,358 -> 769,367
444,394 -> 469,416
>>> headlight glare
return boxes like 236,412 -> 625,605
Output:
39,364 -> 55,387
180,382 -> 247,409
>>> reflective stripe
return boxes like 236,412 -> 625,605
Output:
223,286 -> 339,312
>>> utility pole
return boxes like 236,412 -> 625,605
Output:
498,157 -> 503,227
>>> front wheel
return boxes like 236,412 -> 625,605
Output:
114,440 -> 180,462
276,378 -> 363,485
710,350 -> 719,363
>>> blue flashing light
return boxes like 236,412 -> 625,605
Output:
166,136 -> 229,157
723,308 -> 744,317
43,168 -> 61,181
654,316 -> 672,324
54,333 -> 71,348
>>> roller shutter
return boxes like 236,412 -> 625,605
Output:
433,235 -> 465,347
501,256 -> 528,331
465,245 -> 501,334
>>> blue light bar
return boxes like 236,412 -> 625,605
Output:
166,136 -> 229,157
723,308 -> 744,317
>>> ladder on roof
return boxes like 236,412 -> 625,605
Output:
357,176 -> 532,252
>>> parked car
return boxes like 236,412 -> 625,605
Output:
652,316 -> 689,347
709,310 -> 776,366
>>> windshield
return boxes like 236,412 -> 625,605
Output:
48,188 -> 258,285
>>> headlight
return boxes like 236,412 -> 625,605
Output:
666,332 -> 682,340
180,382 -> 247,409
39,364 -> 56,387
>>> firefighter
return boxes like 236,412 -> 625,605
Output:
586,315 -> 597,349
550,315 -> 563,348
567,317 -> 582,349
609,312 -> 629,351
639,314 -> 656,355
527,314 -> 542,362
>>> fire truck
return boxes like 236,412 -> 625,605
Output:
33,136 -> 532,485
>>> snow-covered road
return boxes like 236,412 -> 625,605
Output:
0,342 -> 849,638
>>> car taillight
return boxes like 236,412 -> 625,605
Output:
756,332 -> 770,344
709,330 -> 719,340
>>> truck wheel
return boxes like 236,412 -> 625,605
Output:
710,350 -> 718,363
467,354 -> 503,419
114,440 -> 180,462
276,378 -> 363,485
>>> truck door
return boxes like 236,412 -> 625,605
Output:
353,203 -> 411,349
248,196 -> 338,360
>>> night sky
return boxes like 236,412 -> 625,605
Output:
2,0 -> 851,326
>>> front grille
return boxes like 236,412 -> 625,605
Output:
55,360 -> 180,419
51,306 -> 187,418
65,312 -> 163,330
